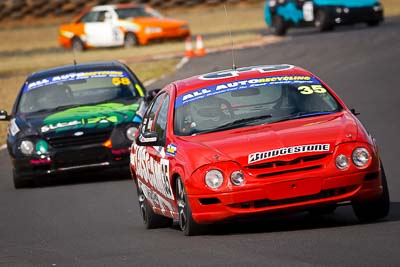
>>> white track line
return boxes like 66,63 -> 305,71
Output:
144,57 -> 189,87
175,57 -> 189,71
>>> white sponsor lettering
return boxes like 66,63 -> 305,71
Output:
182,88 -> 212,101
138,180 -> 174,217
28,79 -> 50,89
41,120 -> 82,133
215,76 -> 311,91
132,145 -> 174,200
139,134 -> 157,143
52,73 -> 78,82
26,71 -> 126,90
248,144 -> 330,164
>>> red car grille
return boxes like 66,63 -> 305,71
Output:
228,185 -> 358,209
245,154 -> 330,178
48,131 -> 111,148
254,188 -> 335,208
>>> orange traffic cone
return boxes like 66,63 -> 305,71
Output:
195,35 -> 206,56
185,36 -> 194,58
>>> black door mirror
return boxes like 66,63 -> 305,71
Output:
145,88 -> 161,104
350,108 -> 360,116
0,109 -> 10,121
136,132 -> 159,146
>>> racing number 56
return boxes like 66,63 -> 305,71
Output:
298,85 -> 327,95
112,77 -> 131,86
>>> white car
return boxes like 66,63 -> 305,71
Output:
59,4 -> 190,50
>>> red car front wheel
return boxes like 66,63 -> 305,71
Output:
352,162 -> 390,222
176,177 -> 204,236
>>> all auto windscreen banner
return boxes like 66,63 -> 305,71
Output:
175,75 -> 321,108
23,71 -> 130,92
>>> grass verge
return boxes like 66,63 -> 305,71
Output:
0,33 -> 261,77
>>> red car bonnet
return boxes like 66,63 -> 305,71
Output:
177,111 -> 358,167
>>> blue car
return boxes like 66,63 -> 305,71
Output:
264,0 -> 384,35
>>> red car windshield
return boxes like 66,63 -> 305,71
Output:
174,75 -> 342,136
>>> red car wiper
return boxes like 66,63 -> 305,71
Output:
273,111 -> 336,123
194,114 -> 273,135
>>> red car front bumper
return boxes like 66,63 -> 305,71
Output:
188,170 -> 383,223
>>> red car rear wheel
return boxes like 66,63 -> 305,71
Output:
136,182 -> 172,229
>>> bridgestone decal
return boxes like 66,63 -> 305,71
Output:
248,144 -> 330,164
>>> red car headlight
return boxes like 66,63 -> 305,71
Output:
352,147 -> 371,168
188,161 -> 247,194
333,143 -> 374,171
335,154 -> 350,170
230,170 -> 245,186
205,169 -> 224,189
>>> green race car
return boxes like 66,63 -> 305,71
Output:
0,61 -> 152,188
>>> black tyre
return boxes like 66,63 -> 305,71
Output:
308,204 -> 336,216
314,10 -> 334,32
136,182 -> 173,229
352,162 -> 390,222
367,20 -> 380,27
271,15 -> 287,36
13,170 -> 33,189
71,37 -> 84,52
176,177 -> 204,236
124,32 -> 138,47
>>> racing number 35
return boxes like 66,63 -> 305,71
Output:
298,85 -> 327,95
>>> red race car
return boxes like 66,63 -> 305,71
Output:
130,64 -> 390,235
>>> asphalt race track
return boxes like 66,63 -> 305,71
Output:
1,18 -> 400,266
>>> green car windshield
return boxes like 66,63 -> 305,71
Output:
18,70 -> 143,114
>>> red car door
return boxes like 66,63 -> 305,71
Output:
136,92 -> 176,217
